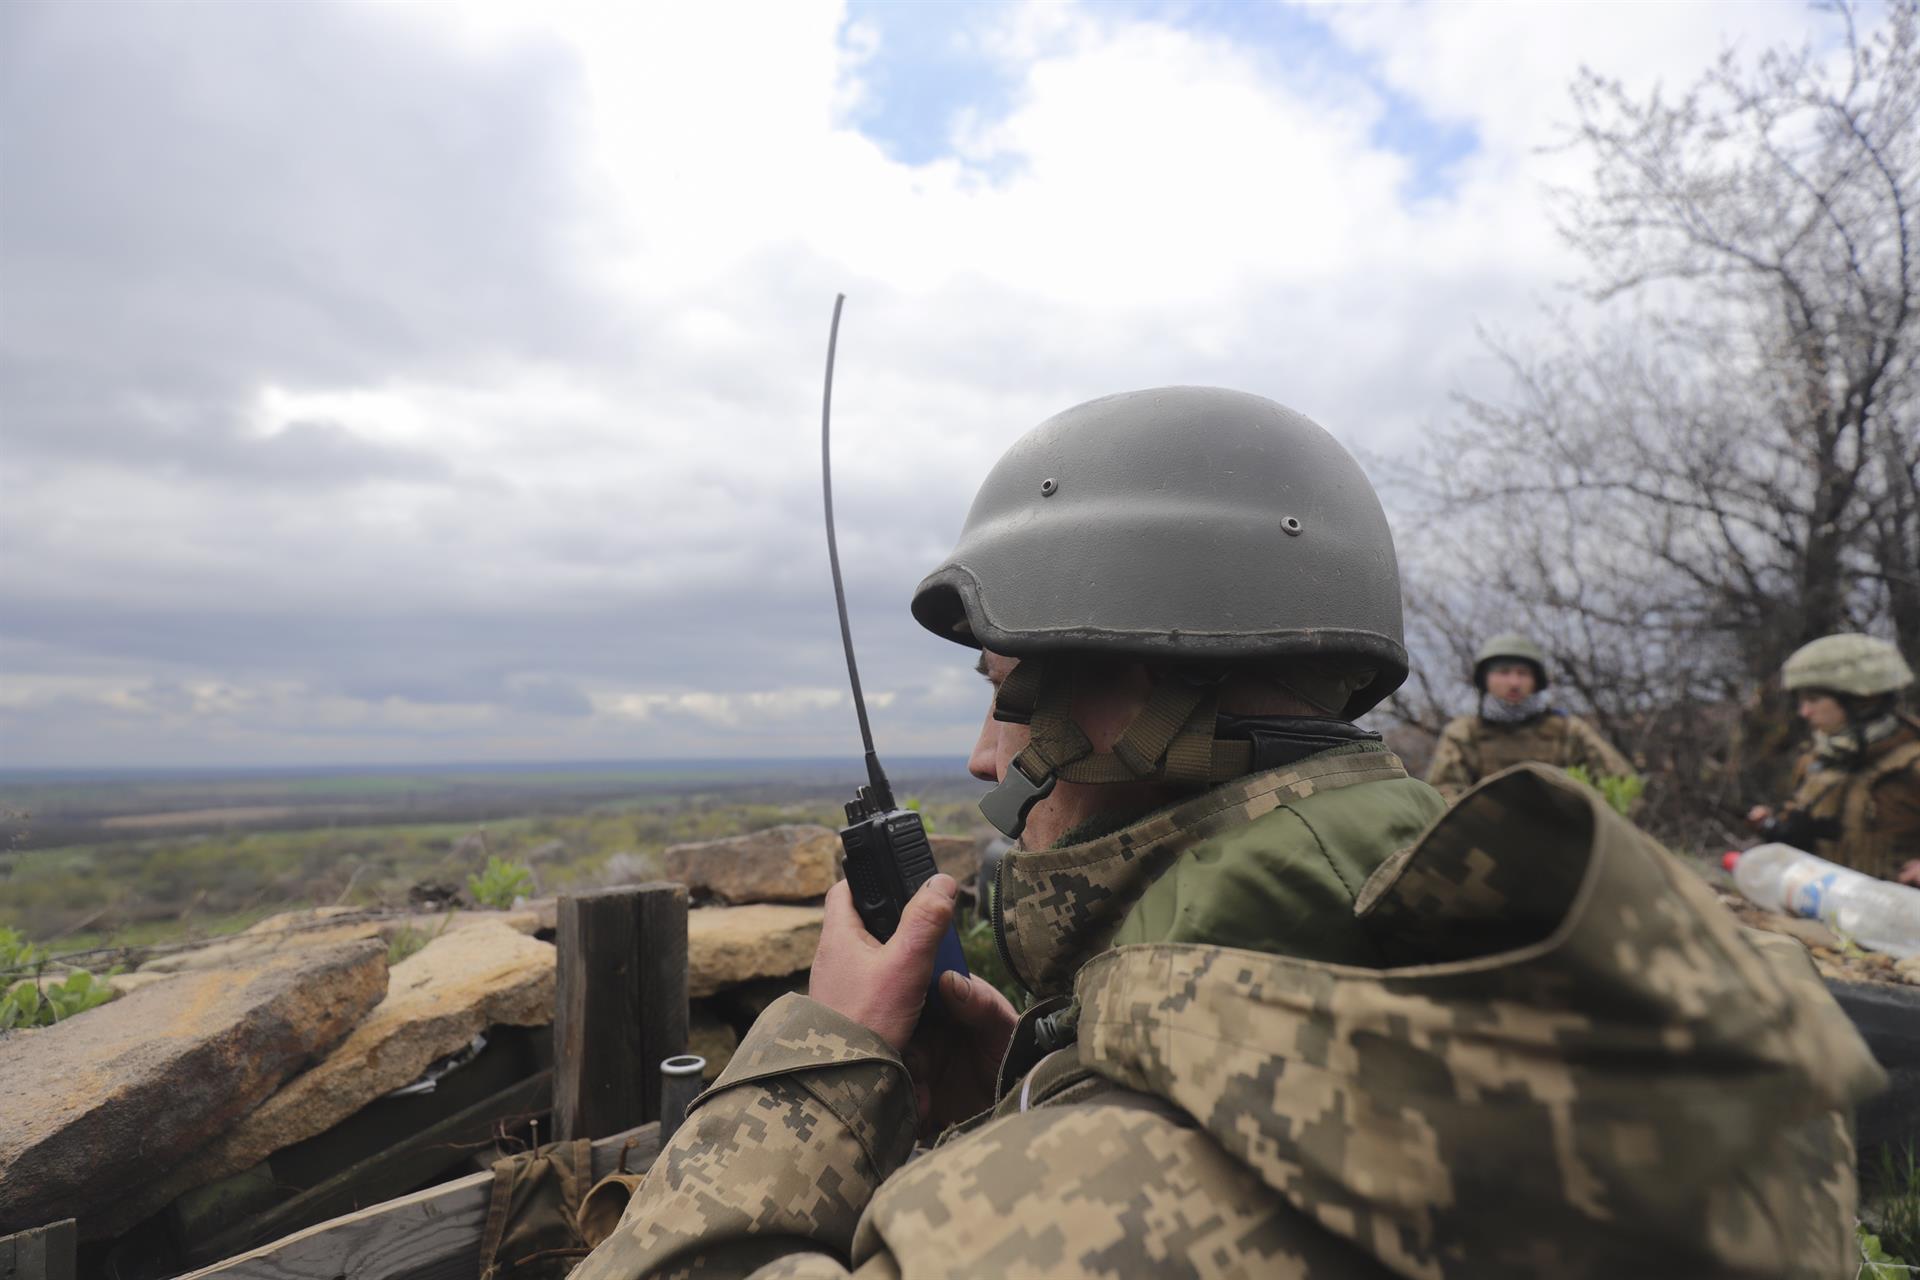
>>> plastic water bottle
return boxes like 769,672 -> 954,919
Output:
1722,843 -> 1920,959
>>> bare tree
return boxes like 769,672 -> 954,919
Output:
1390,1 -> 1920,847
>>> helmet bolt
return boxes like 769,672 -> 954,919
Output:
1039,477 -> 1059,497
1281,516 -> 1302,536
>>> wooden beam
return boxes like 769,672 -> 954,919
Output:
0,1219 -> 76,1280
177,1124 -> 660,1280
553,882 -> 689,1141
184,1070 -> 554,1267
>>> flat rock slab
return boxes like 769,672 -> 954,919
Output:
142,906 -> 548,975
0,939 -> 387,1237
101,919 -> 556,1237
929,834 -> 981,886
661,825 -> 840,904
688,904 -> 822,997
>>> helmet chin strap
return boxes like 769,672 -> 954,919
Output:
978,657 -> 1322,838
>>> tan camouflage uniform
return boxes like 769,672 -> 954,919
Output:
576,761 -> 1881,1280
1778,716 -> 1920,880
1425,710 -> 1634,802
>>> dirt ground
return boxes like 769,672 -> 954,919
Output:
1716,888 -> 1920,988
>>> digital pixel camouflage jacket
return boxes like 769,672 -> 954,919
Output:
574,763 -> 1882,1280
1425,711 -> 1635,802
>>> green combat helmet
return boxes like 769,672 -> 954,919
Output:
1782,633 -> 1916,698
1473,632 -> 1550,691
911,386 -> 1407,835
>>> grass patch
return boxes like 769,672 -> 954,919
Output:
1862,1142 -> 1920,1274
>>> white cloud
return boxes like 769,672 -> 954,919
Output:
0,0 -> 1866,766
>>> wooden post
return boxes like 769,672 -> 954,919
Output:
553,882 -> 689,1142
0,1219 -> 76,1280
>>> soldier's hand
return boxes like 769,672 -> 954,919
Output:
1899,860 -> 1920,888
905,968 -> 1019,1138
1746,804 -> 1773,829
810,875 -> 961,1052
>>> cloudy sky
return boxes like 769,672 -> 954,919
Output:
0,0 -> 1850,770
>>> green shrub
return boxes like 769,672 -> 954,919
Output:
1858,1223 -> 1909,1278
1861,1142 -> 1920,1272
467,857 -> 535,909
1565,765 -> 1644,818
1,927 -> 118,1029
904,797 -> 934,833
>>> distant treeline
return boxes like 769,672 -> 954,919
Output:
0,758 -> 979,851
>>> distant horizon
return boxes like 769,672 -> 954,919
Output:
0,753 -> 978,785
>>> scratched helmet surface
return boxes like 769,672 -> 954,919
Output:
1782,633 -> 1916,698
910,386 -> 1407,717
1473,632 -> 1551,691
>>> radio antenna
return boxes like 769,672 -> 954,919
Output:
820,293 -> 893,809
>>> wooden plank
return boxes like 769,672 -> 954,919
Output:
0,1219 -> 77,1280
185,1070 -> 554,1267
178,1124 -> 660,1280
553,883 -> 689,1141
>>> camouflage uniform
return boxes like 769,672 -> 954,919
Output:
575,762 -> 1879,1280
1768,634 -> 1920,879
1425,711 -> 1633,803
1777,716 -> 1920,880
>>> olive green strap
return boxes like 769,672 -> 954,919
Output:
1160,692 -> 1221,785
992,656 -> 1050,725
1014,674 -> 1251,786
1012,666 -> 1097,779
1110,681 -> 1208,776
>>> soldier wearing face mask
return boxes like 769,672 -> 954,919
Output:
1424,633 -> 1635,802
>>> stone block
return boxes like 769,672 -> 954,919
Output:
929,834 -> 982,886
661,825 -> 838,904
0,939 -> 386,1237
687,904 -> 821,997
98,920 -> 554,1237
141,905 -> 546,975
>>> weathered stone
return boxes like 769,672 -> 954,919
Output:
929,834 -> 982,886
689,1008 -> 739,1081
104,969 -> 175,997
138,910 -> 376,974
141,905 -> 546,975
0,939 -> 386,1237
662,825 -> 839,904
99,919 -> 555,1238
1742,912 -> 1842,951
687,904 -> 821,997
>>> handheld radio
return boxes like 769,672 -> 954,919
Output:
819,294 -> 970,995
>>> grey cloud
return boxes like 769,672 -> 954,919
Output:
0,0 -> 1579,769
0,0 -> 612,475
503,676 -> 595,718
227,420 -> 452,487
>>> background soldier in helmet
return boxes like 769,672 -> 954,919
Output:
577,388 -> 1877,1280
1423,632 -> 1636,802
1747,633 -> 1920,885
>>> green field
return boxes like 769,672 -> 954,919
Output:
0,761 -> 986,957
